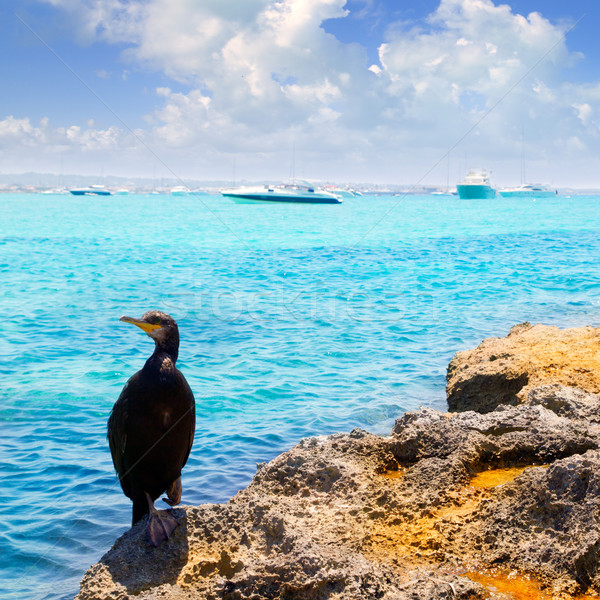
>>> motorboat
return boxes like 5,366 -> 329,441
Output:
456,169 -> 496,199
170,186 -> 189,196
500,131 -> 556,198
498,184 -> 557,198
69,185 -> 111,196
321,186 -> 362,198
41,187 -> 68,194
221,182 -> 342,204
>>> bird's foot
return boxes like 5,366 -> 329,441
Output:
145,491 -> 179,547
147,510 -> 179,547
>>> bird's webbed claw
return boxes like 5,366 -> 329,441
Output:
145,491 -> 179,546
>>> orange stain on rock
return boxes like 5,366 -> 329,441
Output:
467,570 -> 599,600
366,465 -> 597,599
470,466 -> 548,489
365,486 -> 487,564
377,468 -> 405,480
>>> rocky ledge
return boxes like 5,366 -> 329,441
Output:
77,324 -> 600,600
447,322 -> 600,413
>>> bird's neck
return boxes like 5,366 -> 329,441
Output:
147,342 -> 179,368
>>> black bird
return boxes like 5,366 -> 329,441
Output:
108,310 -> 195,546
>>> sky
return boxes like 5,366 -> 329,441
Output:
1,0 -> 600,187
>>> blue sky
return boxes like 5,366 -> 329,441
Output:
1,0 -> 600,186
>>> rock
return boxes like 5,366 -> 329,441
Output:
461,451 -> 600,593
77,326 -> 600,600
447,323 -> 600,413
77,431 -> 481,600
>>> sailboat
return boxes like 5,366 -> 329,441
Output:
498,131 -> 556,198
432,150 -> 457,196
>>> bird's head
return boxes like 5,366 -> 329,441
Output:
120,310 -> 180,358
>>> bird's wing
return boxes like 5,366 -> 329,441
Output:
107,381 -> 131,495
184,399 -> 196,467
181,376 -> 196,469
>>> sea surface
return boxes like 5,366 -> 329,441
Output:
2,191 -> 600,599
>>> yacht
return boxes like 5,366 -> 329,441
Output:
170,186 -> 189,196
321,186 -> 362,198
498,184 -> 556,198
456,170 -> 496,199
41,187 -> 68,194
69,185 -> 111,196
221,182 -> 342,204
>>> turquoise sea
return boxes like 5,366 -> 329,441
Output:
2,191 -> 600,599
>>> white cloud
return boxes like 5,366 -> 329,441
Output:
0,115 -> 139,175
0,116 -> 39,140
12,0 -> 600,184
573,103 -> 593,126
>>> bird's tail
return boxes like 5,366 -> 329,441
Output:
162,476 -> 182,506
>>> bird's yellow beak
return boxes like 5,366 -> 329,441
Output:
120,316 -> 162,333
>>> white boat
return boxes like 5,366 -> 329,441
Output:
498,183 -> 556,198
322,186 -> 362,198
69,185 -> 111,196
170,186 -> 189,196
221,182 -> 343,204
41,187 -> 68,194
501,131 -> 556,198
456,169 -> 496,199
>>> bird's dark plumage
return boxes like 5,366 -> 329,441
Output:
108,310 -> 195,545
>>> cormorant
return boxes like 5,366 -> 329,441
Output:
108,310 -> 196,546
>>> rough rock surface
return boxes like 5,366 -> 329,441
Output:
77,325 -> 600,600
447,323 -> 600,413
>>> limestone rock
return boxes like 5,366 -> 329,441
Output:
77,325 -> 600,600
446,323 -> 600,413
76,430 -> 486,600
77,385 -> 600,599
